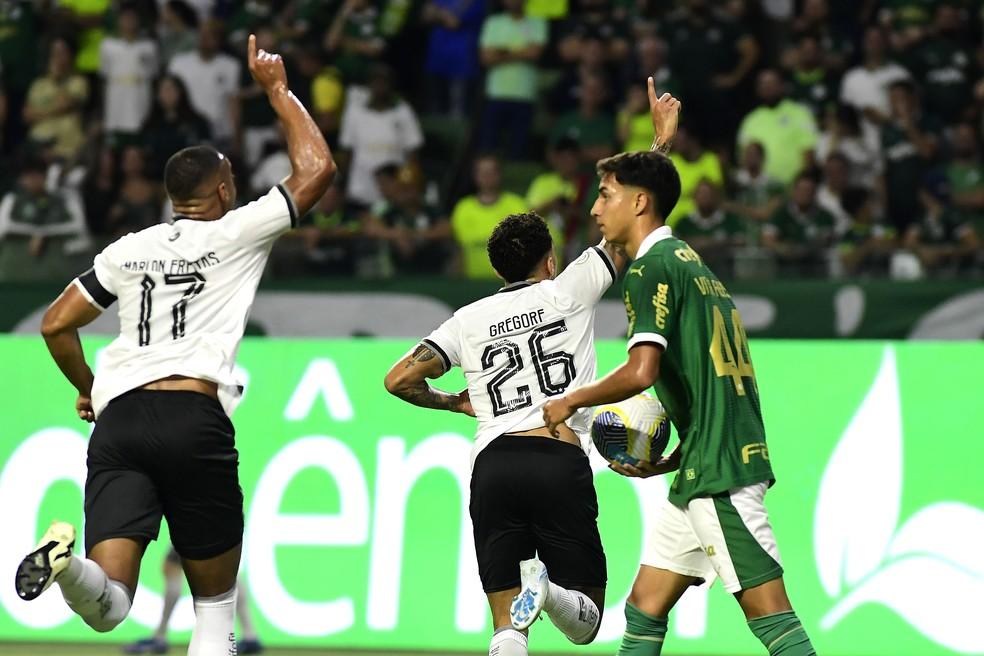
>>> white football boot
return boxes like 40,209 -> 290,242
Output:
510,558 -> 550,630
15,520 -> 76,601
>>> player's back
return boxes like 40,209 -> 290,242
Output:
76,186 -> 298,416
622,233 -> 773,505
423,247 -> 616,465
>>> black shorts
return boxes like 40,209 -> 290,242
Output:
84,390 -> 244,560
470,435 -> 607,593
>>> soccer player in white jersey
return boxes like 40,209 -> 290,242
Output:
380,83 -> 679,656
14,35 -> 334,656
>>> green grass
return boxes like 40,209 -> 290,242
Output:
0,646 -> 486,656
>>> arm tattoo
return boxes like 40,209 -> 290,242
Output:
404,343 -> 438,368
393,380 -> 457,411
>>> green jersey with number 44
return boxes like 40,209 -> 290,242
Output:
622,228 -> 774,506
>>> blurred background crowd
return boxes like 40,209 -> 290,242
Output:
1,0 -> 983,282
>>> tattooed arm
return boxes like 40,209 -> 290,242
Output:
384,343 -> 475,415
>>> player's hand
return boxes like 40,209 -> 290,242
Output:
247,34 -> 288,94
454,388 -> 475,417
648,78 -> 681,149
609,454 -> 678,478
542,397 -> 575,437
76,394 -> 95,423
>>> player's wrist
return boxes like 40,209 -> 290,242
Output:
265,82 -> 289,98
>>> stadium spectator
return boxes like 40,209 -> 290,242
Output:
556,0 -> 630,64
226,0 -> 276,52
660,0 -> 760,147
451,154 -> 529,278
23,38 -> 89,162
105,145 -> 163,237
675,179 -> 744,277
99,4 -> 158,145
168,20 -> 241,147
727,141 -> 784,229
338,63 -> 423,208
422,0 -> 484,117
628,35 -> 678,101
787,33 -> 837,119
617,83 -> 655,153
667,124 -> 724,225
945,122 -> 984,238
549,33 -> 621,116
815,104 -> 881,189
881,79 -> 940,231
787,0 -> 854,72
837,187 -> 896,277
81,145 -> 117,235
365,163 -> 452,275
904,188 -> 981,274
763,172 -> 837,275
0,155 -> 89,280
157,0 -> 199,67
0,0 -> 40,152
526,137 -> 590,257
904,2 -> 976,124
550,73 -> 616,165
325,0 -> 385,84
274,179 -> 365,277
477,0 -> 547,159
235,27 -> 281,167
737,68 -> 819,186
817,152 -> 853,233
249,132 -> 291,198
55,0 -> 111,74
839,25 -> 910,142
140,74 -> 212,178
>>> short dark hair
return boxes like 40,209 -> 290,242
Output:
487,212 -> 553,283
596,151 -> 681,221
889,78 -> 918,97
164,145 -> 223,200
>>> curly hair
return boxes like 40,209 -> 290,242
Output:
487,212 -> 553,283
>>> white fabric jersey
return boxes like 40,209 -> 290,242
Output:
99,37 -> 159,132
74,186 -> 299,418
424,247 -> 617,468
168,52 -> 241,140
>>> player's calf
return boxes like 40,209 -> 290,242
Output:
511,558 -> 602,644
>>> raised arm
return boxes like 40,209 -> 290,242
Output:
248,34 -> 336,216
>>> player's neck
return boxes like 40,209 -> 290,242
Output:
625,222 -> 665,260
171,200 -> 225,221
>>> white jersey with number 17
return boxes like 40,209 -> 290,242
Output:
74,185 -> 299,418
423,247 -> 617,468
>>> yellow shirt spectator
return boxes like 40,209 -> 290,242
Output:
452,192 -> 529,279
668,152 -> 724,226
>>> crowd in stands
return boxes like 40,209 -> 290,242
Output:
0,0 -> 983,282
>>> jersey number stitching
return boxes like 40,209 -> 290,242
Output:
481,319 -> 578,417
709,306 -> 756,396
136,272 -> 207,346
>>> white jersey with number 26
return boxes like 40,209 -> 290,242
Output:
424,246 -> 617,468
74,185 -> 299,418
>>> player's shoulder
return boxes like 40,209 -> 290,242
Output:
103,223 -> 173,255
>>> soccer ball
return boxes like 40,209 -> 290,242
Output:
591,393 -> 671,466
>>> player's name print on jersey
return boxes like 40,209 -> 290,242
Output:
119,252 -> 222,275
489,308 -> 546,338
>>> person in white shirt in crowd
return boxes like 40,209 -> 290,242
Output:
99,3 -> 159,143
339,62 -> 423,209
169,20 -> 241,147
814,104 -> 881,190
839,25 -> 910,147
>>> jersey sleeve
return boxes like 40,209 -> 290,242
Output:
422,315 -> 462,372
623,257 -> 677,351
553,246 -> 616,307
219,185 -> 299,247
73,242 -> 121,311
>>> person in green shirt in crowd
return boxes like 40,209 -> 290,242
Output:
945,122 -> 984,237
726,141 -> 784,243
667,124 -> 723,226
881,79 -> 940,231
451,154 -> 532,278
763,173 -> 837,276
787,33 -> 838,120
326,0 -> 385,83
904,186 -> 981,275
675,179 -> 744,278
543,108 -> 817,655
737,69 -> 819,186
365,163 -> 453,275
550,73 -> 617,166
837,187 -> 897,277
905,2 -> 976,123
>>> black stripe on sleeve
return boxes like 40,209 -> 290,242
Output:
421,338 -> 451,371
78,268 -> 116,309
276,183 -> 300,228
591,246 -> 617,283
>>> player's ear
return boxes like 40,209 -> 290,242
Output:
546,249 -> 557,278
633,190 -> 650,217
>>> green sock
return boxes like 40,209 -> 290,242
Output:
748,611 -> 816,655
616,602 -> 667,655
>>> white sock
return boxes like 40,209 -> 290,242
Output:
489,627 -> 528,656
236,580 -> 258,642
543,581 -> 600,644
57,556 -> 132,633
154,571 -> 182,640
188,586 -> 237,656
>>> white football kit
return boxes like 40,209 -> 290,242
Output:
74,185 -> 299,417
423,246 -> 617,467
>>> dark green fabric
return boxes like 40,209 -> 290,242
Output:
617,603 -> 667,656
748,611 -> 816,655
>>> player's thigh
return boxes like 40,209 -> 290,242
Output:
180,542 -> 242,598
87,537 -> 148,592
687,482 -> 784,596
486,587 -> 522,631
528,440 -> 607,592
470,438 -> 538,595
627,565 -> 698,618
156,393 -> 244,563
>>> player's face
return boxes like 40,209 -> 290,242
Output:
592,173 -> 635,245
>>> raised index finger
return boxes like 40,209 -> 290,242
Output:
248,33 -> 257,67
647,76 -> 658,106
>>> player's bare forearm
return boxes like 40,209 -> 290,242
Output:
384,343 -> 474,415
40,285 -> 100,395
389,380 -> 461,412
568,360 -> 652,410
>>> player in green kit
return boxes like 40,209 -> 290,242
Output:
543,144 -> 817,655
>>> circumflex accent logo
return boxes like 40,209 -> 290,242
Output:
814,347 -> 984,653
